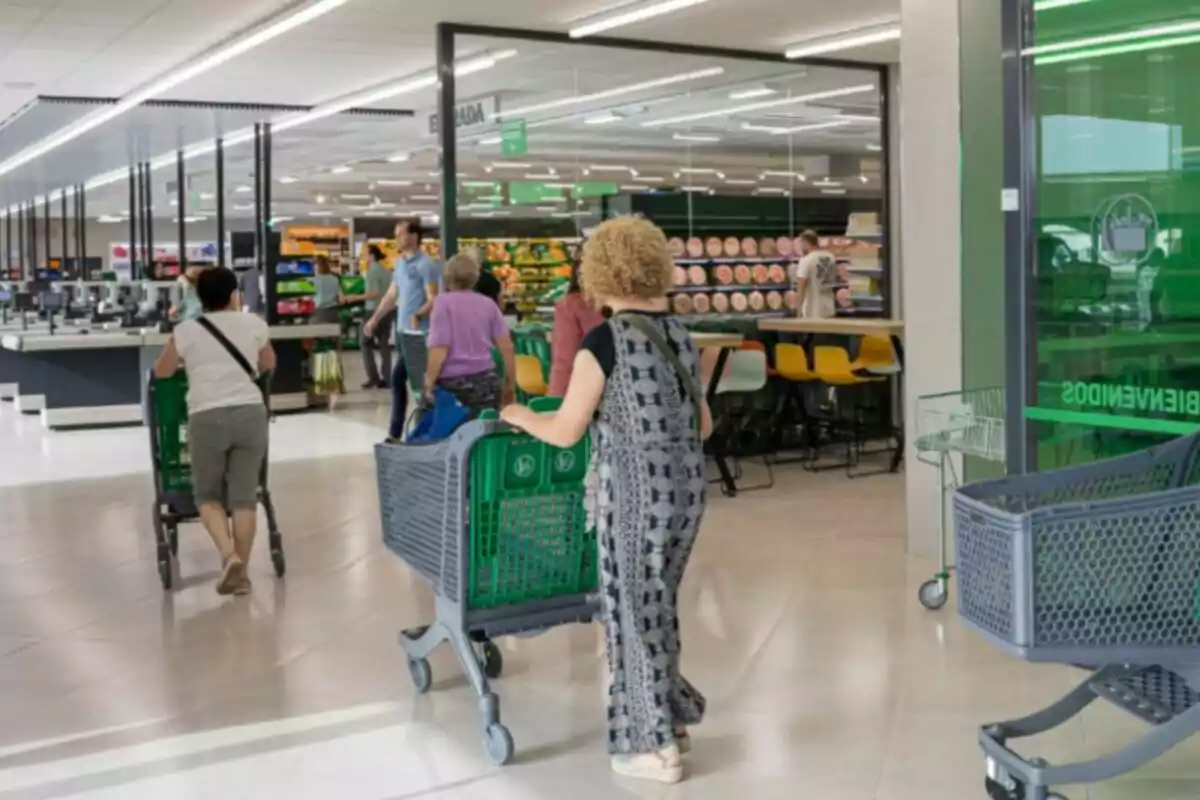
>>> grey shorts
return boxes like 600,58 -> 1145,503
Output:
188,403 -> 268,509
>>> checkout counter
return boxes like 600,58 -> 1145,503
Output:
0,281 -> 340,429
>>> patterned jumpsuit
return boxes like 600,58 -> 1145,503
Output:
587,313 -> 707,755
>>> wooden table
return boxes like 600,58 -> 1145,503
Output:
758,317 -> 905,337
692,331 -> 744,496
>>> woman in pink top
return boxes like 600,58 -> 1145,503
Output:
424,254 -> 517,414
549,263 -> 606,396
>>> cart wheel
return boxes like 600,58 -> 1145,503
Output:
482,641 -> 503,679
157,559 -> 173,591
167,525 -> 179,557
918,579 -> 948,610
271,549 -> 286,578
483,722 -> 514,765
408,657 -> 432,694
985,777 -> 1019,800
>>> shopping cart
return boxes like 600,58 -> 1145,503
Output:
955,429 -> 1200,800
147,371 -> 286,591
376,402 -> 596,765
914,387 -> 1005,610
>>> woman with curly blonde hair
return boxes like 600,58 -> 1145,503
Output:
502,217 -> 712,784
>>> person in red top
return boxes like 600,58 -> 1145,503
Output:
549,262 -> 606,397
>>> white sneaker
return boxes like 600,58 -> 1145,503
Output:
611,746 -> 683,784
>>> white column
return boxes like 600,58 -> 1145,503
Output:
900,0 -> 963,556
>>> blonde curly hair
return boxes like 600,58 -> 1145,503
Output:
579,217 -> 674,302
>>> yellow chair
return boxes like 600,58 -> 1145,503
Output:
813,346 -> 884,387
853,334 -> 901,376
515,354 -> 548,398
770,343 -> 818,464
811,346 -> 885,476
775,343 -> 816,382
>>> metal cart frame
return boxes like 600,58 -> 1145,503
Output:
147,372 -> 285,591
376,418 -> 596,765
955,428 -> 1200,799
914,387 -> 1006,609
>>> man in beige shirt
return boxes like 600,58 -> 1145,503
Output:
794,230 -> 837,319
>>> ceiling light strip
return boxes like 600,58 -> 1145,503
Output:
0,0 -> 351,180
784,22 -> 900,59
1023,19 -> 1200,56
497,67 -> 724,119
1033,31 -> 1200,64
642,84 -> 877,128
569,0 -> 713,38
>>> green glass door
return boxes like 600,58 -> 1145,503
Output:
1027,0 -> 1200,469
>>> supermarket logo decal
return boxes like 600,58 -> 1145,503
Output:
555,451 -> 575,473
1061,381 -> 1200,418
514,454 -> 537,479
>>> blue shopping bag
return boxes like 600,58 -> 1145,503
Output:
406,387 -> 469,444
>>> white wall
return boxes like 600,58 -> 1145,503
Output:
900,0 -> 963,556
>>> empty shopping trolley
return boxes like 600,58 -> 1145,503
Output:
954,429 -> 1200,800
375,403 -> 597,765
914,387 -> 1005,609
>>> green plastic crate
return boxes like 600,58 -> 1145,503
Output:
152,372 -> 192,494
465,400 -> 596,609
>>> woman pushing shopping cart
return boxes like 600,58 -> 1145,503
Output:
151,266 -> 285,593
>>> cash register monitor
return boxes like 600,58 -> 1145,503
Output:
0,289 -> 11,305
12,292 -> 35,312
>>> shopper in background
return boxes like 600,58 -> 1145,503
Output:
153,267 -> 275,597
238,264 -> 264,315
363,218 -> 442,441
170,266 -> 206,322
353,245 -> 395,389
422,254 -> 516,414
794,229 -> 837,319
311,254 -> 345,324
501,217 -> 711,785
549,259 -> 605,397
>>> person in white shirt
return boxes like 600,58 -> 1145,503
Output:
794,230 -> 838,319
154,267 -> 276,596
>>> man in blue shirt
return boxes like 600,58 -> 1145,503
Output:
364,218 -> 442,440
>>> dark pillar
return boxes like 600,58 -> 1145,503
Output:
79,185 -> 88,279
128,168 -> 138,277
254,124 -> 263,272
436,22 -> 457,256
176,150 -> 186,273
216,137 -> 226,268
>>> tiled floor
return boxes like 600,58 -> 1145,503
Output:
1,386 -> 1199,799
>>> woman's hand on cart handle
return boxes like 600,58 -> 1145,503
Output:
500,404 -> 532,431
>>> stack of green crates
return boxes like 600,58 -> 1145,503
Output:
152,372 -> 192,494
465,402 -> 596,609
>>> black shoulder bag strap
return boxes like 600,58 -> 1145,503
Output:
195,316 -> 257,382
623,314 -> 703,435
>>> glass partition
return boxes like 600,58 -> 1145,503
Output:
1021,0 -> 1200,469
434,29 -> 887,326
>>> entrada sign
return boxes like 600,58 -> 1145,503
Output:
427,96 -> 499,135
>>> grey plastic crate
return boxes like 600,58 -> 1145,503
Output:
954,430 -> 1200,665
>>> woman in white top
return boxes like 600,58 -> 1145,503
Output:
154,267 -> 276,596
794,230 -> 837,319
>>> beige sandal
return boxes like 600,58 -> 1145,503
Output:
216,555 -> 246,595
611,745 -> 683,784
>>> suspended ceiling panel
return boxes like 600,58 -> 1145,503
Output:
0,0 -> 299,125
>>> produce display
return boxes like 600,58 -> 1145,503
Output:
422,237 -> 579,316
